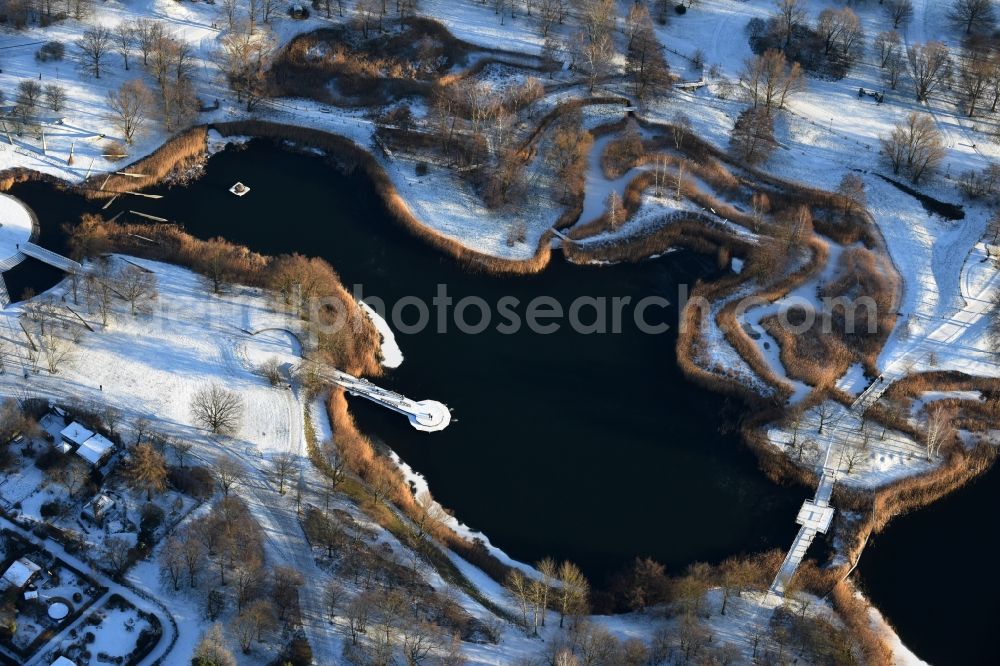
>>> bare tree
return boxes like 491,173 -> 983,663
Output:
132,18 -> 163,66
170,439 -> 193,468
232,553 -> 263,614
104,536 -> 133,577
16,80 -> 42,112
581,0 -> 615,44
505,569 -> 533,629
730,107 -> 776,164
107,80 -> 154,146
949,0 -> 995,34
625,5 -> 671,100
271,451 -> 296,494
272,565 -> 304,621
229,610 -> 257,653
181,529 -> 205,587
773,0 -> 807,48
194,625 -> 237,666
346,593 -> 372,645
86,262 -> 116,328
578,32 -> 614,92
215,454 -> 246,497
880,112 -> 944,183
842,442 -> 866,473
810,401 -> 836,434
883,0 -> 914,29
77,26 -> 113,78
41,327 -> 74,374
671,112 -> 692,149
217,22 -> 276,111
817,7 -> 863,59
48,459 -> 89,497
324,579 -> 343,620
924,406 -> 956,459
113,23 -> 135,70
959,46 -> 995,116
885,48 -> 906,89
907,41 -> 952,102
101,404 -> 122,441
160,536 -> 185,591
245,599 -> 277,643
401,619 -> 445,666
412,489 -> 447,541
114,261 -> 157,312
257,357 -> 282,386
191,384 -> 244,434
874,30 -> 902,69
44,84 -> 66,112
741,49 -> 804,115
557,560 -> 589,628
538,0 -> 563,36
837,172 -> 867,213
354,0 -> 381,37
536,557 -> 556,627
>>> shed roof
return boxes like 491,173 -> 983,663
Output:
76,434 -> 114,465
60,422 -> 94,447
2,557 -> 41,588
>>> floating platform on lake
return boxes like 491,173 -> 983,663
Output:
229,182 -> 250,197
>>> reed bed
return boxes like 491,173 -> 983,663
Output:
327,389 -> 516,586
79,127 -> 208,200
0,167 -> 66,191
715,236 -> 831,399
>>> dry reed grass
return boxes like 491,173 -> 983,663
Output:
79,127 -> 208,200
327,388 -> 515,585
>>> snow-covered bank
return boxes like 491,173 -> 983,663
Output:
360,300 -> 404,368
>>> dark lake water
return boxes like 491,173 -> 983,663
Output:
8,139 -> 807,585
858,462 -> 1000,666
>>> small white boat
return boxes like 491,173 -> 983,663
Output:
229,181 -> 250,197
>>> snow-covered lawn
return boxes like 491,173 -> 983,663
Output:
58,594 -> 157,665
768,399 -> 933,487
0,255 -> 308,459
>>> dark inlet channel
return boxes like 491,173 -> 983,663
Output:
10,139 -> 804,585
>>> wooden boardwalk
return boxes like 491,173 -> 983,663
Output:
19,242 -> 82,273
312,365 -> 451,432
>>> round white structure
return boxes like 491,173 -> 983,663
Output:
0,193 -> 36,270
0,194 -> 37,272
409,400 -> 451,432
47,602 -> 69,620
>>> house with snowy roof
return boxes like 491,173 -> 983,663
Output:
82,493 -> 116,526
1,557 -> 41,590
75,433 -> 114,467
59,422 -> 93,449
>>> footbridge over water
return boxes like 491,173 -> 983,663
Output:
307,364 -> 451,432
0,193 -> 84,308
